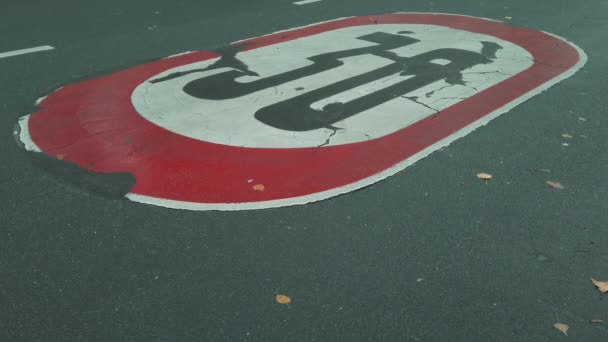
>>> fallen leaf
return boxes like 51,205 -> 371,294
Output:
591,278 -> 608,293
546,181 -> 564,189
554,323 -> 569,336
562,143 -> 570,147
591,319 -> 604,325
252,184 -> 265,192
369,18 -> 378,24
578,117 -> 588,122
505,16 -> 513,20
562,133 -> 574,139
476,172 -> 493,180
56,154 -> 64,160
275,294 -> 291,304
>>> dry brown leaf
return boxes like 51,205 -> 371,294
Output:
562,133 -> 574,139
252,184 -> 265,192
591,278 -> 608,293
56,154 -> 64,160
477,172 -> 493,180
275,294 -> 291,304
546,181 -> 564,189
554,323 -> 569,336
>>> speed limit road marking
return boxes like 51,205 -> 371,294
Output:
17,13 -> 586,210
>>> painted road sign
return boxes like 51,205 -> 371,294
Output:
16,13 -> 586,210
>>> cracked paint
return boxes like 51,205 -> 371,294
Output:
317,126 -> 341,147
403,96 -> 441,115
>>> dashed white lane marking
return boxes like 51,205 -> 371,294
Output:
293,0 -> 323,5
0,45 -> 54,60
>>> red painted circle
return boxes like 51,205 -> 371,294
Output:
27,14 -> 582,206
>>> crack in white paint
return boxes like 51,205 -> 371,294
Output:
403,96 -> 441,115
317,127 -> 340,147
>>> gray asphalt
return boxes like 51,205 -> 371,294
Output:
1,0 -> 607,341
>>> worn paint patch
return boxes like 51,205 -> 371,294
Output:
29,152 -> 135,199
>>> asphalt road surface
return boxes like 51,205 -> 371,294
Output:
1,0 -> 607,341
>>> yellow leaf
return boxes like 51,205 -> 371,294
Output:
476,172 -> 493,180
562,133 -> 574,139
546,181 -> 564,189
275,294 -> 291,304
591,278 -> 608,293
252,184 -> 265,192
554,323 -> 569,336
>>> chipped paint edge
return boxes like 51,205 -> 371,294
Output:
17,86 -> 65,152
16,115 -> 42,152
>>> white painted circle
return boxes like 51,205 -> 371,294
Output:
132,24 -> 533,148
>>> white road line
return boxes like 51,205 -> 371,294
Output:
293,0 -> 322,5
0,45 -> 54,60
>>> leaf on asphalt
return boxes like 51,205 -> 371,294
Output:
554,323 -> 569,336
578,117 -> 588,122
562,133 -> 574,139
252,184 -> 265,192
591,319 -> 604,325
505,16 -> 513,20
477,172 -> 493,180
546,181 -> 564,189
591,278 -> 608,293
276,294 -> 292,304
